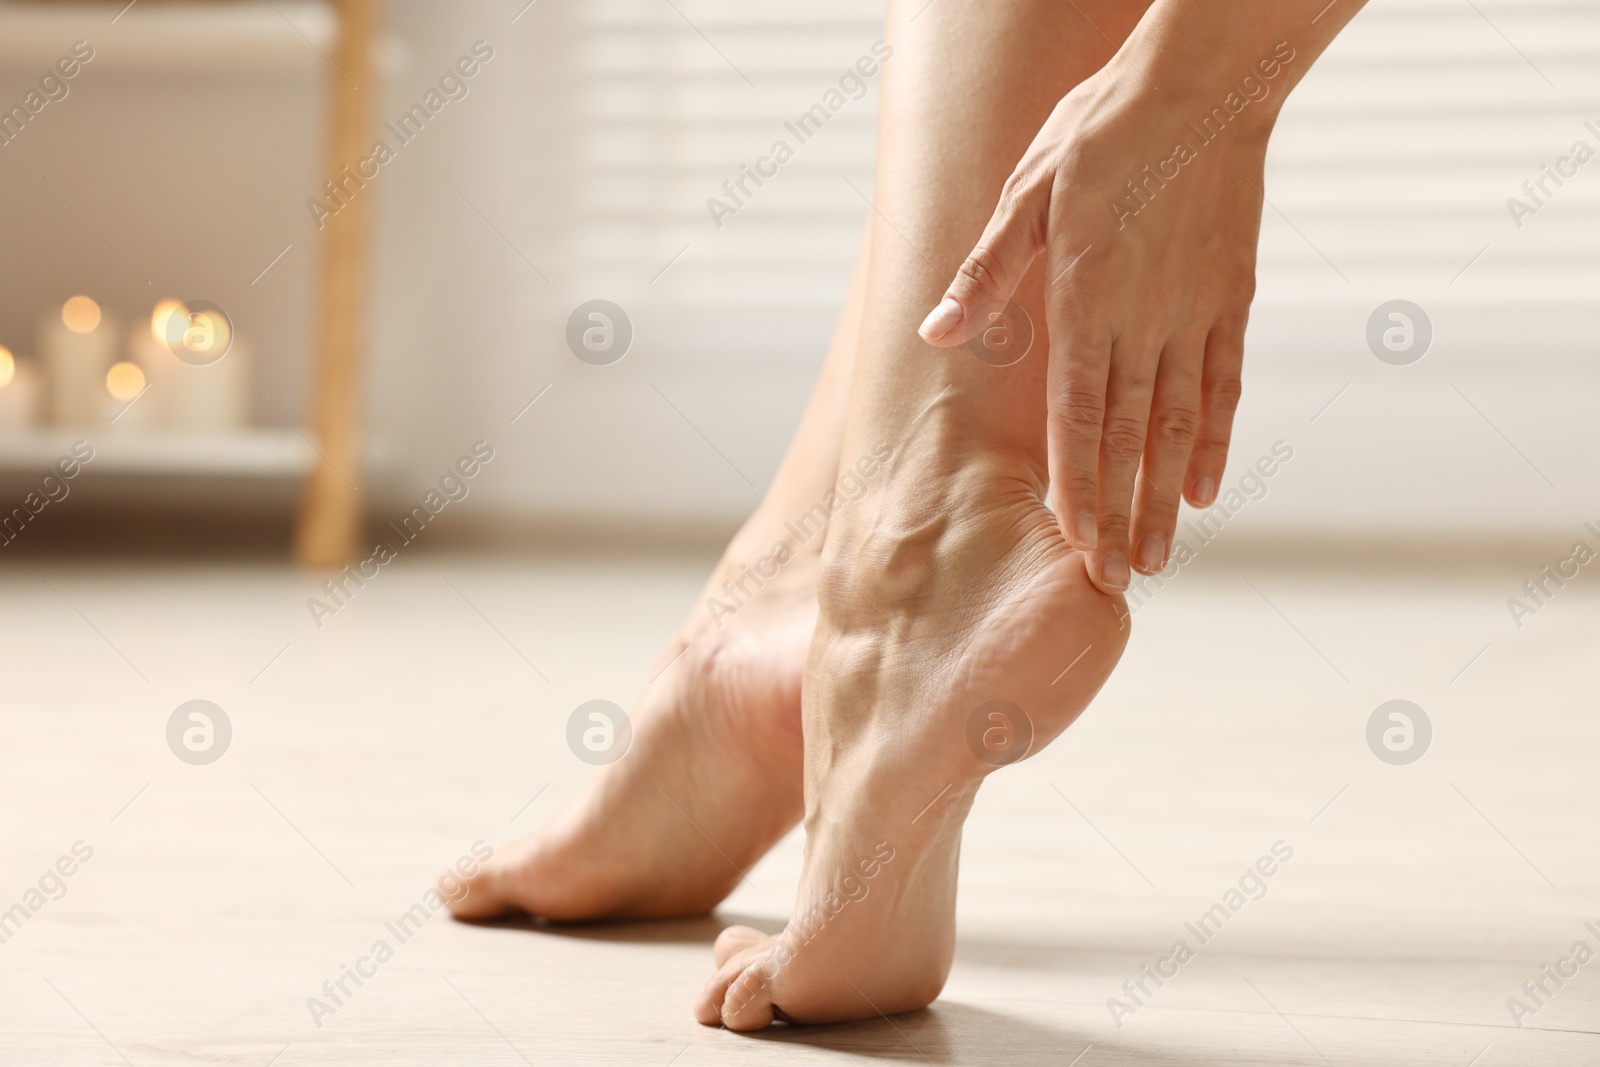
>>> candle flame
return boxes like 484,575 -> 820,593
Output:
172,302 -> 232,357
63,295 -> 102,334
0,346 -> 13,389
106,360 -> 146,401
151,299 -> 182,344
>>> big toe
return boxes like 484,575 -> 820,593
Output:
720,959 -> 780,1031
695,937 -> 777,1028
439,861 -> 509,920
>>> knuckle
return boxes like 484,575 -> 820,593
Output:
1204,374 -> 1243,412
1140,504 -> 1180,533
1210,306 -> 1251,347
1052,384 -> 1105,431
1150,406 -> 1199,448
1004,160 -> 1055,213
1098,510 -> 1132,539
955,247 -> 1008,297
1101,414 -> 1148,457
1121,364 -> 1159,394
1138,479 -> 1183,519
1058,474 -> 1098,504
1191,442 -> 1232,472
995,173 -> 1036,221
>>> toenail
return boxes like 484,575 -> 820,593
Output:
1101,553 -> 1130,590
1137,535 -> 1166,574
1075,513 -> 1098,550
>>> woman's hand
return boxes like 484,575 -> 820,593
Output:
919,55 -> 1276,593
918,0 -> 1367,595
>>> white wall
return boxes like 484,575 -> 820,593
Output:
0,2 -> 327,432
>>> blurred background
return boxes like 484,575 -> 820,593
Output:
0,0 -> 1594,554
4,3 -> 1598,1063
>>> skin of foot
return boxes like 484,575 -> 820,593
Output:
687,0 -> 1368,1017
694,443 -> 1130,1028
440,518 -> 817,923
440,225 -> 873,924
690,0 -> 1148,1026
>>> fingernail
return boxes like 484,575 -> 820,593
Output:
1193,477 -> 1217,506
918,297 -> 963,341
1137,534 -> 1166,574
1075,513 -> 1098,550
1101,553 -> 1130,591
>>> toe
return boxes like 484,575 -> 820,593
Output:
713,924 -> 766,967
695,935 -> 777,1027
694,955 -> 749,1026
720,960 -> 778,1031
441,856 -> 511,920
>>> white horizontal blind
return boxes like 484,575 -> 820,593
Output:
546,0 -> 885,323
512,0 -> 1600,530
1238,0 -> 1600,536
547,0 -> 1599,322
509,1 -> 887,525
1261,0 -> 1600,303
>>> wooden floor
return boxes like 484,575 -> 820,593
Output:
2,548 -> 1596,1065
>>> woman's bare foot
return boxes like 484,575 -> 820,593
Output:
442,527 -> 816,922
687,0 -> 1155,1026
695,451 -> 1129,1027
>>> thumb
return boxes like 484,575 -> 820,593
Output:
917,184 -> 1047,347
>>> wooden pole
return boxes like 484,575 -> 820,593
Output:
293,0 -> 379,566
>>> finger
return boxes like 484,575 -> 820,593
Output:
1045,310 -> 1113,553
1184,312 -> 1247,507
1130,333 -> 1205,575
918,176 -> 1048,346
1088,332 -> 1162,593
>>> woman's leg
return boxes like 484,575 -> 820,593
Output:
697,0 -> 1149,1027
445,229 -> 870,921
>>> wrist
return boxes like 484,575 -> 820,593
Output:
1104,14 -> 1299,143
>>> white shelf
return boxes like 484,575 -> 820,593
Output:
0,1 -> 335,74
0,428 -> 315,478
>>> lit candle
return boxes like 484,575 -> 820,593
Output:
103,360 -> 149,428
160,300 -> 249,431
127,299 -> 182,427
151,299 -> 182,342
41,295 -> 116,427
168,338 -> 250,430
0,345 -> 42,432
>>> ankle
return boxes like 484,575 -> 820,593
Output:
816,449 -> 1038,627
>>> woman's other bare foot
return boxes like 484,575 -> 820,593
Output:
439,222 -> 875,923
442,527 -> 815,923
